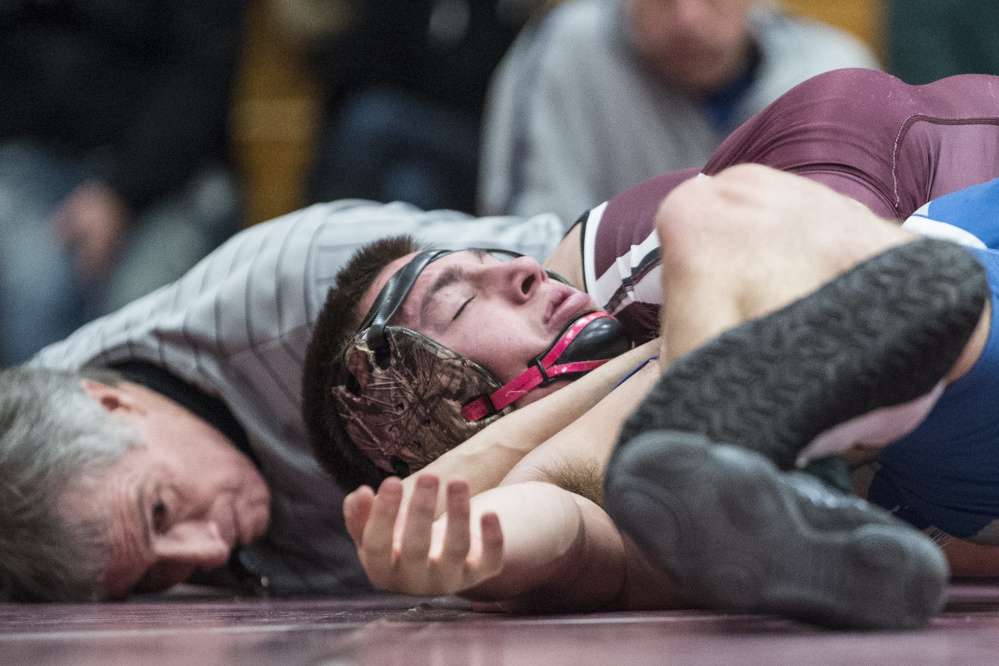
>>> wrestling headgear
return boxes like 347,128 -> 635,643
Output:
332,249 -> 632,476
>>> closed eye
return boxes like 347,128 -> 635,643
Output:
453,296 -> 473,321
421,265 -> 469,327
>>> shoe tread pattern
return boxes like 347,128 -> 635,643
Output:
604,430 -> 949,630
619,239 -> 988,468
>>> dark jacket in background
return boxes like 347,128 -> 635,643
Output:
888,0 -> 999,85
0,0 -> 246,213
310,0 -> 530,116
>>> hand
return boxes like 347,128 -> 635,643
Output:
51,182 -> 130,282
344,474 -> 504,596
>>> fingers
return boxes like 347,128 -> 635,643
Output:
359,477 -> 404,586
351,473 -> 504,596
477,512 -> 505,579
343,485 -> 374,546
436,479 -> 472,590
398,474 -> 439,582
435,482 -> 504,592
50,185 -> 129,282
440,480 -> 472,564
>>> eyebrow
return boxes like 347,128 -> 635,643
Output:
418,251 -> 488,326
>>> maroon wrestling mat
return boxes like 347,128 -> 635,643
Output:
2,581 -> 999,665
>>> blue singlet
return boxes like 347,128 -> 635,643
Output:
869,177 -> 999,543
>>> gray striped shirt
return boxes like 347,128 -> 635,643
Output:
31,199 -> 564,595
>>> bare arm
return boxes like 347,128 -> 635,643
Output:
344,472 -> 686,612
467,482 -> 687,613
398,340 -> 661,515
501,357 -> 660,497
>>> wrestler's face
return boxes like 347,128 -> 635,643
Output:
63,382 -> 272,598
360,250 -> 602,405
628,0 -> 755,92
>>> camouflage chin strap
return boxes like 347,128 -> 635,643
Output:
332,326 -> 511,476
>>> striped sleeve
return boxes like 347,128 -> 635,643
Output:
581,169 -> 699,340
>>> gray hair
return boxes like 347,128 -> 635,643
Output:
0,367 -> 141,601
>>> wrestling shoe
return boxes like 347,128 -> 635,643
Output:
603,430 -> 949,630
618,237 -> 988,470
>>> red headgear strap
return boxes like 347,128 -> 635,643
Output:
461,312 -> 614,421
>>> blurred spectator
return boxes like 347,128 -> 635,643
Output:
479,0 -> 880,225
0,0 -> 246,366
303,0 -> 536,213
887,0 -> 999,85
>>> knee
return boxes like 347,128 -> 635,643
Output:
654,181 -> 708,276
654,168 -> 759,275
655,164 -> 799,289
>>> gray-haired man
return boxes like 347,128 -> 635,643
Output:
3,200 -> 565,601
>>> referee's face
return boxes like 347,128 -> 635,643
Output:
65,380 -> 272,598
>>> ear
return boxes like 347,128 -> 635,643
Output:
81,379 -> 136,413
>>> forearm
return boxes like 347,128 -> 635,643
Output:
346,474 -> 686,611
461,482 -> 687,613
403,340 -> 661,514
459,482 -> 627,612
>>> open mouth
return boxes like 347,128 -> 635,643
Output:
547,287 -> 591,332
546,287 -> 570,326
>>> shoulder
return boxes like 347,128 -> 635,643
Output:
541,0 -> 614,40
27,200 -> 395,370
584,171 -> 699,286
746,8 -> 880,109
752,8 -> 881,72
518,0 -> 621,72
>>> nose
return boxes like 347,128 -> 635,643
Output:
493,256 -> 546,303
152,520 -> 231,570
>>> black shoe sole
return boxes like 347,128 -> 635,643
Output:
618,238 -> 988,469
603,430 -> 949,630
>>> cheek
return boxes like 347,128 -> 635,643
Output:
166,447 -> 267,518
221,451 -> 270,500
711,13 -> 748,48
103,549 -> 152,599
704,0 -> 753,44
241,464 -> 271,507
443,317 -> 545,382
632,14 -> 673,53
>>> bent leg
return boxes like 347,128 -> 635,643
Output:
855,247 -> 999,547
654,164 -> 918,363
637,165 -> 990,467
603,165 -> 980,628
